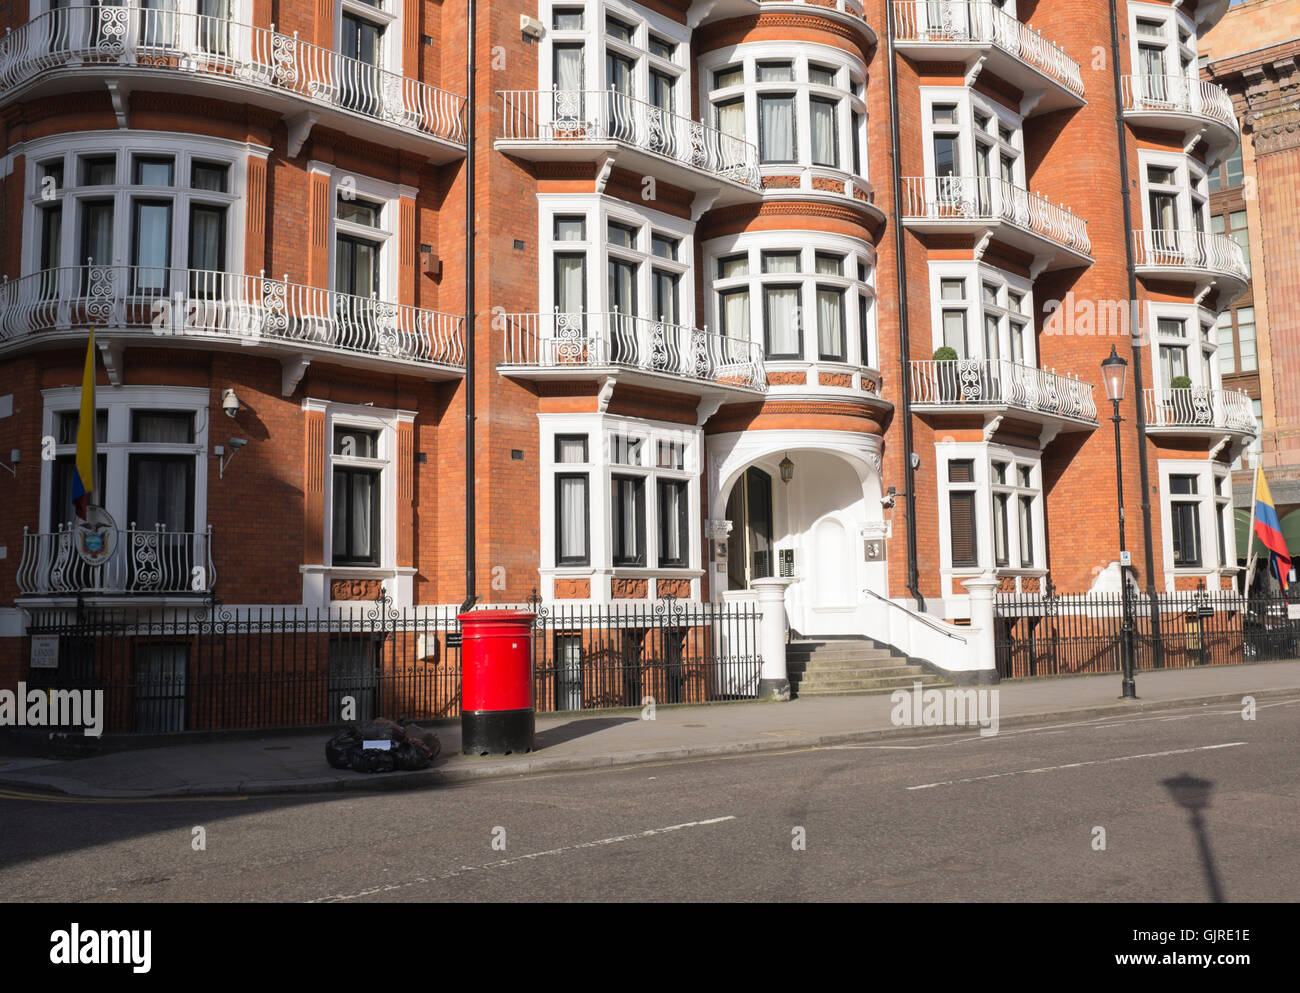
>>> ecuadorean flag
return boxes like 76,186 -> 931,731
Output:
70,332 -> 96,520
1253,467 -> 1291,592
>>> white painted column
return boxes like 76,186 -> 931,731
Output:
962,572 -> 1000,681
752,576 -> 796,700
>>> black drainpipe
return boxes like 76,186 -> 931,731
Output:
886,3 -> 924,612
1107,0 -> 1161,648
462,2 -> 477,613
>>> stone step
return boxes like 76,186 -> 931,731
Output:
796,678 -> 954,697
788,657 -> 910,672
787,648 -> 897,663
793,673 -> 944,692
791,665 -> 930,683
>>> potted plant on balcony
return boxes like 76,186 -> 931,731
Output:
934,345 -> 960,402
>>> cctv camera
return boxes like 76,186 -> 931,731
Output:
221,388 -> 240,418
228,437 -> 248,449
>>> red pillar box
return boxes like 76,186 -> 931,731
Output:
458,610 -> 536,755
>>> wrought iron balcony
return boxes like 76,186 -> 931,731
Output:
497,88 -> 762,199
892,1 -> 1084,113
901,175 -> 1092,268
1143,387 -> 1256,436
1132,229 -> 1249,302
1121,75 -> 1239,160
17,525 -> 216,597
0,5 -> 466,158
499,310 -> 767,395
0,265 -> 465,378
910,358 -> 1098,426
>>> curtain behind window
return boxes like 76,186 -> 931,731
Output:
722,289 -> 750,342
557,475 -> 587,562
759,96 -> 794,162
764,286 -> 800,356
811,99 -> 837,167
816,288 -> 843,360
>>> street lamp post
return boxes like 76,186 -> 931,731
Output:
1102,345 -> 1138,699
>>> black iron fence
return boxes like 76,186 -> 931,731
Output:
17,596 -> 762,734
995,585 -> 1299,679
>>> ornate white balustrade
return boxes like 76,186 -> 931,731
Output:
498,88 -> 762,191
910,358 -> 1098,424
1121,75 -> 1238,132
1132,229 -> 1249,284
17,525 -> 216,597
902,175 -> 1091,258
500,310 -> 768,394
0,265 -> 465,371
1144,387 -> 1256,435
893,1 -> 1084,100
0,5 -> 466,147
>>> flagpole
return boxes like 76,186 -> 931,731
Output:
1244,457 -> 1260,592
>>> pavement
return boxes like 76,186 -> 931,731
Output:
1,660 -> 1298,799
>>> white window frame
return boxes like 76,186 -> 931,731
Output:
308,161 -> 408,304
336,0 -> 401,76
1137,149 -> 1208,233
703,230 -> 877,371
698,42 -> 869,183
540,413 -> 702,592
39,385 -> 211,537
538,1 -> 690,102
927,261 -> 1035,365
1128,2 -> 1198,83
1148,301 -> 1218,391
1158,459 -> 1229,581
538,194 -> 695,322
310,399 -> 411,573
920,87 -> 1026,188
22,130 -> 251,279
936,440 -> 1045,587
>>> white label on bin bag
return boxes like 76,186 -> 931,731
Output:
363,740 -> 392,750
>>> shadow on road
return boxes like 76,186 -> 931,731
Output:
1162,772 -> 1226,903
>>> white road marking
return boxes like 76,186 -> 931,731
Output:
906,742 -> 1247,790
309,815 -> 738,902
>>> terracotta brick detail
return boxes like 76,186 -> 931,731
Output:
767,371 -> 808,386
819,372 -> 853,388
331,579 -> 384,600
611,577 -> 649,599
657,577 -> 691,598
553,577 -> 592,599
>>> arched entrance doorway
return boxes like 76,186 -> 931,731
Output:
726,467 -> 774,590
709,432 -> 888,638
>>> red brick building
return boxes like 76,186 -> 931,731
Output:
0,0 -> 1253,704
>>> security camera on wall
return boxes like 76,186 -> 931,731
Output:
520,15 -> 544,39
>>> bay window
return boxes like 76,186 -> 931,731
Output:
948,459 -> 978,568
1169,474 -> 1201,568
555,435 -> 590,566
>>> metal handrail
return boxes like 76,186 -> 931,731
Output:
0,264 -> 465,368
498,87 -> 761,190
1120,74 -> 1238,131
499,308 -> 767,393
901,175 -> 1091,255
0,5 -> 467,143
18,524 -> 216,596
1132,229 -> 1248,281
892,1 -> 1083,97
910,358 -> 1098,423
1142,386 -> 1256,433
863,587 -> 968,643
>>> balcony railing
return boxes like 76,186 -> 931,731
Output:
0,266 -> 465,369
1132,229 -> 1249,283
17,525 -> 216,597
500,310 -> 767,393
902,176 -> 1091,256
892,1 -> 1084,98
910,359 -> 1098,424
498,88 -> 762,191
1143,387 -> 1256,434
1121,74 -> 1238,133
0,5 -> 466,145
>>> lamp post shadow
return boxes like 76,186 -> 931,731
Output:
1162,773 -> 1226,904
